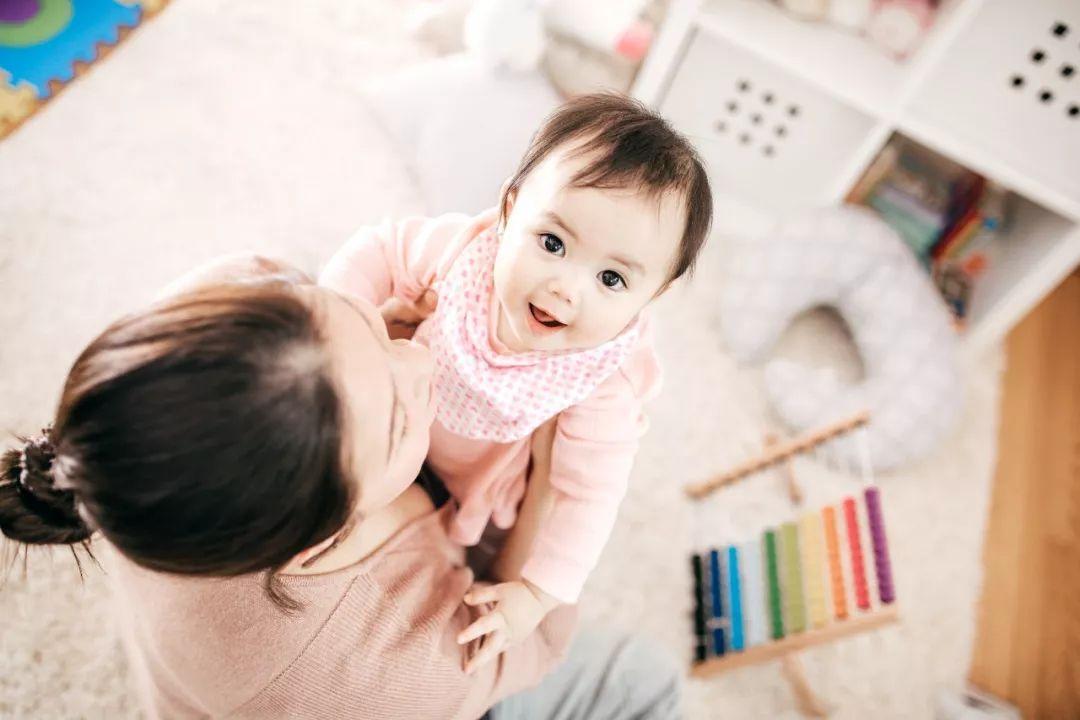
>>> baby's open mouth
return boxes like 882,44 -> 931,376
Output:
529,303 -> 566,328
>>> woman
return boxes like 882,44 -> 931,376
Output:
0,261 -> 680,719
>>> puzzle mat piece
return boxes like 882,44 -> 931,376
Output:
0,69 -> 39,134
122,0 -> 167,15
0,0 -> 142,98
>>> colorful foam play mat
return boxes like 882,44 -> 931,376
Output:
0,0 -> 168,141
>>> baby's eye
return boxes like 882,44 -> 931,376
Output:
599,270 -> 626,290
539,233 -> 565,256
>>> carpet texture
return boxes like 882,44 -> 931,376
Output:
0,2 -> 1002,717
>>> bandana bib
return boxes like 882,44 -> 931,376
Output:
415,230 -> 641,442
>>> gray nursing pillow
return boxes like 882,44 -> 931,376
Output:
718,206 -> 962,471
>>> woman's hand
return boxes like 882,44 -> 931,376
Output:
379,290 -> 438,341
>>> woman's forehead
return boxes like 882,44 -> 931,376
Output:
303,287 -> 395,466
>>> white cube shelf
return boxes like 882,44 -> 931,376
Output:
635,0 -> 1080,355
660,30 -> 877,214
907,0 -> 1080,215
962,194 -> 1080,350
692,0 -> 909,117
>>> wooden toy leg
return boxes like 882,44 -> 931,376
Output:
780,654 -> 830,718
766,434 -> 803,505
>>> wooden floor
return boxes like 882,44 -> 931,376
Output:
968,270 -> 1080,719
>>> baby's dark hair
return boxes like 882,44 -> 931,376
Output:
500,92 -> 713,283
0,283 -> 353,611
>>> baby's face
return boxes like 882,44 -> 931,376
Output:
493,146 -> 685,353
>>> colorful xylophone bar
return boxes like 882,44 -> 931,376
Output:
690,487 -> 898,675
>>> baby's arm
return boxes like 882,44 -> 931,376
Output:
319,212 -> 483,307
457,419 -> 562,673
492,418 -> 557,581
522,342 -> 662,605
458,340 -> 661,670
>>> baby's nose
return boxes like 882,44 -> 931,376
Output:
547,277 -> 579,306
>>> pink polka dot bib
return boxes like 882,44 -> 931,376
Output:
414,230 -> 641,443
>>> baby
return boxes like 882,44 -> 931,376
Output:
321,92 -> 712,670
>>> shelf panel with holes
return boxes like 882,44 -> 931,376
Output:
905,0 -> 1080,219
659,27 -> 878,214
694,0 -> 910,119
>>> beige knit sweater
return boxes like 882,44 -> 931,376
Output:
100,504 -> 576,719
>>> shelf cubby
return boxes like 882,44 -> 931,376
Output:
635,0 -> 1080,354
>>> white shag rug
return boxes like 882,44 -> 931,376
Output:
0,2 -> 1002,718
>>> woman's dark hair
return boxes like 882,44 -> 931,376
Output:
0,283 -> 353,609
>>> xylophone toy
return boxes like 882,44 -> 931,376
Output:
686,412 -> 898,716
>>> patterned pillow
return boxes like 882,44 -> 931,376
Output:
718,205 -> 962,471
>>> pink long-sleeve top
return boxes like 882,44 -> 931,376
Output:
320,210 -> 662,604
101,502 -> 576,719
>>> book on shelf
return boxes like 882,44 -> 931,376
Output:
851,138 -> 1012,322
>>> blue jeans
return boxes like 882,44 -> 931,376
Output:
489,629 -> 683,720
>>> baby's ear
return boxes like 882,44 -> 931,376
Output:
498,177 -> 517,230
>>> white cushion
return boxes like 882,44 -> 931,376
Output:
364,54 -> 561,216
718,205 -> 962,470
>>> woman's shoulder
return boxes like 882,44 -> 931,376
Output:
102,503 -> 472,718
236,504 -> 478,717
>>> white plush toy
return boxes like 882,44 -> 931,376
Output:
718,205 -> 962,471
460,0 -> 652,73
464,0 -> 547,72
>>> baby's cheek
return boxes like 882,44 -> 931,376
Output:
578,309 -> 621,346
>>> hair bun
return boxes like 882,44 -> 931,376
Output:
20,428 -> 56,478
0,427 -> 92,545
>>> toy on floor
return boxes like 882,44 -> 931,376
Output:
409,0 -> 661,97
687,412 -> 899,718
0,0 -> 169,142
717,205 -> 962,471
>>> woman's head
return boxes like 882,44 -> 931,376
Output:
0,274 -> 433,593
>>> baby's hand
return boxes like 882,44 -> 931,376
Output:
456,580 -> 548,674
380,290 -> 438,340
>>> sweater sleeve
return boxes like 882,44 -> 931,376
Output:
318,211 -> 489,306
313,212 -> 464,306
228,506 -> 577,720
521,334 -> 663,604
